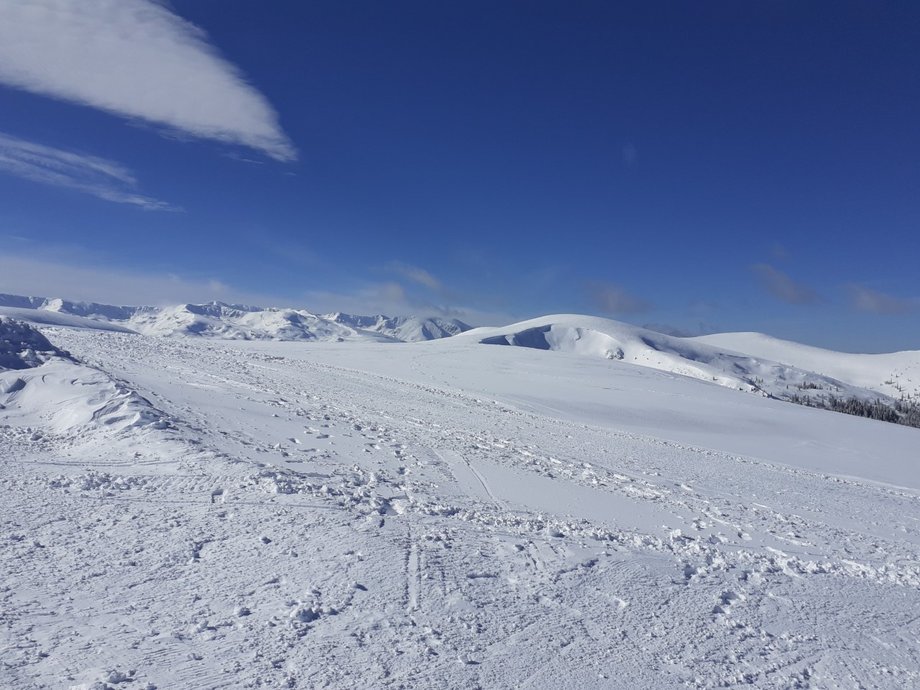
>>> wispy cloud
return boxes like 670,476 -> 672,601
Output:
387,262 -> 442,290
621,142 -> 638,166
769,243 -> 791,261
848,284 -> 919,315
588,282 -> 652,315
0,131 -> 174,209
642,322 -> 720,337
751,263 -> 818,305
0,252 -> 517,325
301,282 -> 517,326
0,254 -> 284,306
0,0 -> 295,161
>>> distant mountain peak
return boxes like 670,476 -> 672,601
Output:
0,293 -> 472,343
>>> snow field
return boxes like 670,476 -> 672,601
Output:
1,325 -> 919,688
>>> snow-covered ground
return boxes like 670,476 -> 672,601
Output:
2,318 -> 920,689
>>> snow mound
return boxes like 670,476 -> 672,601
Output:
0,316 -> 72,370
1,360 -> 170,434
0,320 -> 169,435
469,314 -> 886,404
0,293 -> 470,343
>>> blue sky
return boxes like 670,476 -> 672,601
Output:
0,1 -> 918,351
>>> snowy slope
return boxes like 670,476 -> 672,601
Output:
0,293 -> 470,342
692,331 -> 920,399
2,325 -> 918,689
0,305 -> 138,333
462,314 -> 887,406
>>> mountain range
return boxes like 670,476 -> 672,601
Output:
0,293 -> 470,343
2,292 -> 918,427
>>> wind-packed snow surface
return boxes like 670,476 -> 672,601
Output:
0,293 -> 470,342
2,319 -> 920,689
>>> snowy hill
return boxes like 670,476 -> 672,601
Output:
691,331 -> 920,399
0,293 -> 470,342
462,314 -> 888,406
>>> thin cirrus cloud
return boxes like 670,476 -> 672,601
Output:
0,0 -> 296,162
387,262 -> 442,291
751,263 -> 819,305
588,282 -> 652,315
0,131 -> 174,210
848,284 -> 919,315
0,254 -> 285,306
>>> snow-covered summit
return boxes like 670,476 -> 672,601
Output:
325,312 -> 470,341
0,293 -> 471,343
461,314 -> 892,407
691,331 -> 920,399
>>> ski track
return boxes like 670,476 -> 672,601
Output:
2,328 -> 920,689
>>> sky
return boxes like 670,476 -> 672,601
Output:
0,1 -> 918,352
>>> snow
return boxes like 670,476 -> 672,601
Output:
2,318 -> 920,688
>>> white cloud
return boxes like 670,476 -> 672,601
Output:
0,131 -> 174,209
301,283 -> 517,326
751,263 -> 819,305
0,255 -> 285,306
0,0 -> 295,161
588,282 -> 652,315
387,261 -> 442,290
0,254 -> 519,325
848,284 -> 918,315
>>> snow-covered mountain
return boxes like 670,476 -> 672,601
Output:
462,314 -> 887,400
691,331 -> 920,399
0,293 -> 471,343
460,314 -> 920,426
3,293 -> 917,424
325,311 -> 468,341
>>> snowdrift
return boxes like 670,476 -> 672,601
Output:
0,315 -> 72,369
0,317 -> 168,435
